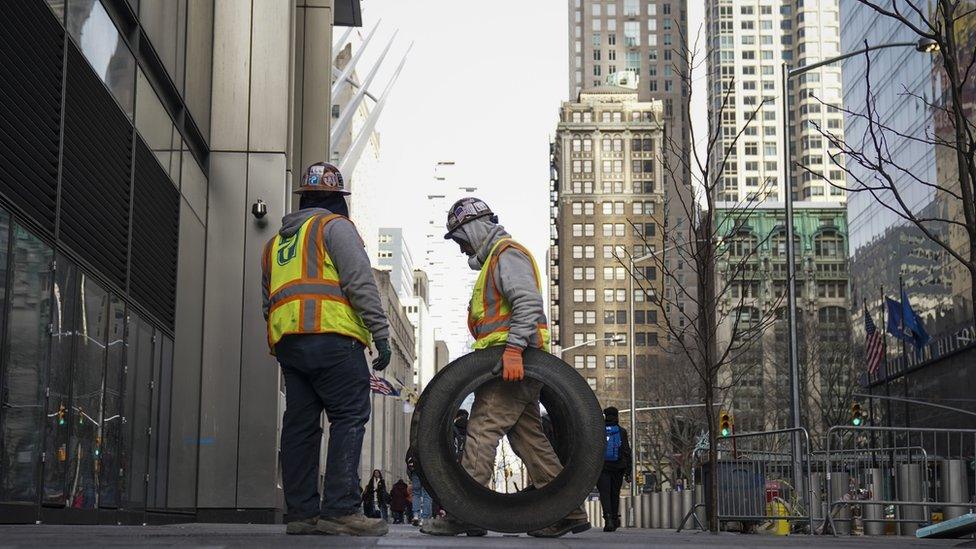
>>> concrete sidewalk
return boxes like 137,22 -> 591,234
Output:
0,523 -> 972,548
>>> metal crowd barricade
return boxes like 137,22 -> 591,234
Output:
822,426 -> 976,536
681,427 -> 814,533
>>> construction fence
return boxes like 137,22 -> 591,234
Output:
585,425 -> 976,536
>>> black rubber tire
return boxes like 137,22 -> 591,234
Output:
409,346 -> 604,533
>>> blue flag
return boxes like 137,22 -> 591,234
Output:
885,293 -> 930,350
901,289 -> 930,349
885,297 -> 907,341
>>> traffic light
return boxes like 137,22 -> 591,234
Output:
719,411 -> 734,437
850,402 -> 866,426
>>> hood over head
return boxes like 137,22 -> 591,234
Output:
455,216 -> 510,271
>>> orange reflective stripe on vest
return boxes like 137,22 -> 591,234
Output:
467,238 -> 551,351
264,214 -> 372,352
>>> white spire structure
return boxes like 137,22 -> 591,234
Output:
330,20 -> 380,100
330,30 -> 399,147
337,42 -> 412,176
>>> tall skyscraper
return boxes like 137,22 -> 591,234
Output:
568,0 -> 694,347
568,0 -> 686,114
550,87 -> 667,414
705,0 -> 846,203
423,161 -> 477,361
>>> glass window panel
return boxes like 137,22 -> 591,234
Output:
180,147 -> 207,220
0,222 -> 53,501
44,257 -> 82,506
65,274 -> 111,509
45,0 -> 66,23
66,0 -> 136,117
1,222 -> 53,503
136,69 -> 180,181
122,312 -> 154,509
148,335 -> 173,508
98,296 -> 126,508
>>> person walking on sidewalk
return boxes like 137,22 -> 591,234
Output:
421,197 -> 590,539
362,469 -> 390,521
598,406 -> 632,532
390,478 -> 409,524
263,162 -> 392,537
405,446 -> 431,526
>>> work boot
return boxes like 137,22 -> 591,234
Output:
316,513 -> 389,536
285,517 -> 318,535
528,516 -> 591,538
420,514 -> 487,536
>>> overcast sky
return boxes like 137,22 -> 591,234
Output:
356,0 -> 706,267
356,1 -> 562,261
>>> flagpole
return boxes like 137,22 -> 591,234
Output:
898,275 -> 910,429
864,300 -> 878,469
880,285 -> 892,429
880,285 -> 896,483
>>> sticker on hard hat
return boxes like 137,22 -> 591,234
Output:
473,201 -> 488,212
322,171 -> 340,187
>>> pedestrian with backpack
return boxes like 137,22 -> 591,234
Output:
598,407 -> 632,532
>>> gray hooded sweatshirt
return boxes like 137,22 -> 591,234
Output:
263,208 -> 389,341
456,217 -> 547,350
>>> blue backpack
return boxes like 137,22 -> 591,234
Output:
605,425 -> 621,461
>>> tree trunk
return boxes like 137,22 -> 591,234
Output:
697,221 -> 720,533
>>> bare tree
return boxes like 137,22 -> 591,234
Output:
613,29 -> 786,531
635,351 -> 705,491
801,0 -> 976,327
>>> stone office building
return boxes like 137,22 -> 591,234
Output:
549,86 -> 667,415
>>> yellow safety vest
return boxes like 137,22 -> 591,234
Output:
264,214 -> 372,352
468,238 -> 551,351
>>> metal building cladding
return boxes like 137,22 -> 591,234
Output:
0,0 -> 388,525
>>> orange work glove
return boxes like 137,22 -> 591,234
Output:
501,345 -> 525,382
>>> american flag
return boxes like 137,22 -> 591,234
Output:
864,306 -> 884,375
369,373 -> 400,396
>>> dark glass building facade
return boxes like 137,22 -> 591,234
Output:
841,1 -> 975,423
1,0 -> 208,523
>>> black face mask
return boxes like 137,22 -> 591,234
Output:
451,235 -> 475,257
300,192 -> 350,217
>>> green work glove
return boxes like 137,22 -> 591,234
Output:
372,338 -> 392,371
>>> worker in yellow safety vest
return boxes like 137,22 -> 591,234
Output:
262,161 -> 391,537
420,197 -> 590,539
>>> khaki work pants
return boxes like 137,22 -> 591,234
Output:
461,378 -> 587,521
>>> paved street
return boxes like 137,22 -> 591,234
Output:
0,523 -> 972,548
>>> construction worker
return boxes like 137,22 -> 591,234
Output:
262,162 -> 392,537
420,197 -> 590,538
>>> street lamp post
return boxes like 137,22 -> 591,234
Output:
625,246 -> 678,505
779,37 -> 938,498
556,335 -> 625,358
